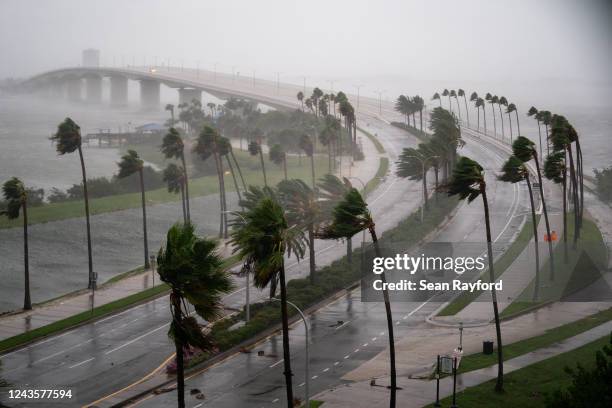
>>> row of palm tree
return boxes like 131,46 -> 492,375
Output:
394,94 -> 425,132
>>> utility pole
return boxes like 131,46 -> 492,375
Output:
196,60 -> 200,79
276,72 -> 280,94
214,62 -> 218,82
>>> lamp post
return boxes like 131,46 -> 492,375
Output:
271,298 -> 310,408
354,84 -> 364,110
375,90 -> 386,115
149,254 -> 157,288
223,211 -> 250,322
458,321 -> 464,351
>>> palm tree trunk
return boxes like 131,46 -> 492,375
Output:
139,169 -> 150,269
225,155 -> 242,203
434,166 -> 439,201
171,292 -> 186,408
346,238 -> 352,264
567,146 -> 579,244
534,155 -> 555,281
507,113 -> 513,142
278,262 -> 294,407
369,227 -> 396,408
455,97 -> 462,121
526,175 -> 540,301
515,110 -> 521,136
180,154 -> 191,222
438,99 -> 441,108
463,96 -> 469,126
78,146 -> 94,289
310,154 -> 316,190
258,148 -> 268,187
230,150 -> 248,192
283,156 -> 288,180
308,225 -> 316,284
327,143 -> 332,174
483,107 -> 487,135
477,107 -> 480,131
419,109 -> 423,132
536,121 -> 543,158
22,202 -> 31,310
490,104 -> 497,137
498,105 -> 505,141
562,151 -> 568,263
545,124 -> 550,156
422,169 -> 428,209
180,184 -> 187,224
576,139 -> 584,229
480,187 -> 504,393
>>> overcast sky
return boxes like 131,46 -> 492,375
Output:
1,0 -> 611,107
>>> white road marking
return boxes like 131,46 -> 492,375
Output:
312,375 -> 318,379
334,361 -> 340,366
344,355 -> 350,359
104,323 -> 169,355
363,343 -> 368,347
298,382 -> 305,387
322,368 -> 329,372
69,357 -> 94,369
272,398 -> 279,403
269,359 -> 284,368
334,320 -> 351,331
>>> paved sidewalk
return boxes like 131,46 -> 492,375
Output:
315,304 -> 612,407
0,127 -> 383,345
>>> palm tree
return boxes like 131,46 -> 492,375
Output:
248,140 -> 267,187
318,188 -> 398,407
218,137 -> 242,204
161,128 -> 190,221
230,197 -> 305,408
458,89 -> 469,126
544,150 -> 568,261
194,125 -> 228,238
317,174 -> 353,262
165,103 -> 175,124
442,89 -> 451,111
432,92 -> 442,107
1,177 -> 31,309
278,179 -> 320,283
527,107 -> 543,158
447,157 -> 504,392
450,90 -> 461,121
488,95 -> 498,137
269,143 -> 288,180
163,164 -> 187,223
156,223 -> 233,408
499,156 -> 540,300
505,103 -> 518,142
320,115 -> 340,172
299,134 -> 316,189
117,150 -> 150,269
496,96 -> 505,141
413,95 -> 425,132
51,118 -> 94,288
470,92 -> 479,130
512,136 -> 555,281
397,147 -> 431,208
476,97 -> 487,134
540,110 -> 552,156
297,91 -> 304,111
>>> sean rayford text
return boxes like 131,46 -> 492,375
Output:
372,279 -> 503,292
371,254 -> 486,276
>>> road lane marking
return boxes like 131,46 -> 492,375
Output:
269,359 -> 284,368
363,343 -> 368,347
344,355 -> 350,359
104,323 -> 169,355
323,368 -> 329,372
334,320 -> 351,330
298,382 -> 305,387
69,357 -> 94,369
272,398 -> 279,403
334,361 -> 339,366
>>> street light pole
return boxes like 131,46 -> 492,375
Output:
223,211 -> 250,322
402,155 -> 438,222
272,298 -> 310,408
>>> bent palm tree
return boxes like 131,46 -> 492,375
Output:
458,89 -> 469,126
527,107 -> 543,157
447,157 -> 504,392
163,164 -> 187,223
230,197 -> 305,408
513,136 -> 555,280
117,150 -> 150,268
299,133 -> 316,189
51,118 -> 94,288
317,174 -> 353,262
544,150 -> 568,262
450,90 -> 461,121
432,92 -> 442,107
488,95 -> 498,137
248,139 -> 268,187
505,103 -> 517,142
1,177 -> 31,309
318,188 -> 398,407
499,156 -> 540,300
470,92 -> 479,130
269,143 -> 288,180
476,97 -> 487,134
161,128 -> 190,221
157,223 -> 233,408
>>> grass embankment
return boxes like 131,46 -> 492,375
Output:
363,157 -> 389,197
438,216 -> 540,316
357,127 -> 386,154
0,284 -> 170,354
427,334 -> 611,408
390,121 -> 430,142
458,306 -> 612,374
501,216 -> 608,318
0,152 -> 328,229
190,194 -> 460,366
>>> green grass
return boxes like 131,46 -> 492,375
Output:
426,334 -> 611,408
501,216 -> 608,318
357,127 -> 386,154
363,157 -> 389,197
458,307 -> 612,374
0,152 -> 329,229
0,284 -> 170,354
438,216 -> 541,316
302,401 -> 324,408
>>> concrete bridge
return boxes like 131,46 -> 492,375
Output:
16,66 -> 301,111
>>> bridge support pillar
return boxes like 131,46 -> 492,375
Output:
110,76 -> 128,106
178,88 -> 202,105
66,78 -> 82,101
85,75 -> 102,103
140,79 -> 160,110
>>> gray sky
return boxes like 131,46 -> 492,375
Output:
1,0 -> 611,106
